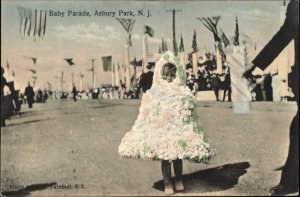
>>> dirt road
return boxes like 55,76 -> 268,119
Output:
1,99 -> 298,196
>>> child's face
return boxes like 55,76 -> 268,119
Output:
162,64 -> 177,83
165,72 -> 176,83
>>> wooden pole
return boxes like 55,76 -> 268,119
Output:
91,59 -> 96,89
125,45 -> 130,91
216,47 -> 222,74
192,53 -> 198,77
142,34 -> 148,73
80,74 -> 83,92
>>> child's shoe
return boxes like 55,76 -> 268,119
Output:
164,184 -> 174,195
175,180 -> 184,192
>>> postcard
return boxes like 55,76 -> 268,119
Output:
1,0 -> 298,196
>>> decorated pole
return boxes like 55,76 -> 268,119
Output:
192,52 -> 198,77
226,45 -> 251,114
216,46 -> 222,74
60,71 -> 63,92
125,45 -> 131,91
72,72 -> 74,85
121,64 -> 125,84
91,59 -> 96,89
112,63 -> 115,87
115,63 -> 120,87
80,74 -> 83,92
142,34 -> 148,73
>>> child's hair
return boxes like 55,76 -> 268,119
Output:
162,63 -> 177,78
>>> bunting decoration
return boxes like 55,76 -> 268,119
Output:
28,69 -> 37,74
17,6 -> 47,39
144,25 -> 154,37
64,58 -> 75,66
102,56 -> 112,72
6,60 -> 10,70
130,57 -> 143,67
115,18 -> 136,46
31,75 -> 37,87
23,56 -> 37,64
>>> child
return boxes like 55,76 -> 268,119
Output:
119,51 -> 214,195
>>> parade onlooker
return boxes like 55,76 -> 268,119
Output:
221,66 -> 232,102
211,73 -> 221,101
1,67 -> 8,127
139,64 -> 154,93
43,90 -> 48,103
36,89 -> 43,103
24,82 -> 35,108
72,84 -> 78,102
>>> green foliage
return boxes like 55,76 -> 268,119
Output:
178,140 -> 188,149
143,144 -> 150,153
163,53 -> 170,61
153,103 -> 161,117
177,65 -> 186,86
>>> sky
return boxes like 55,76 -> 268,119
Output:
1,0 -> 287,92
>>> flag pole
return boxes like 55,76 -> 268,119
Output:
80,73 -> 83,92
112,63 -> 115,87
61,71 -> 63,93
192,53 -> 198,77
142,34 -> 148,73
115,63 -> 120,87
125,45 -> 131,91
91,59 -> 96,89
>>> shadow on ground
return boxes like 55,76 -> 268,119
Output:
5,118 -> 53,127
1,182 -> 56,196
90,104 -> 122,109
153,162 -> 250,193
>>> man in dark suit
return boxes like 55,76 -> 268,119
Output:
244,0 -> 299,195
139,64 -> 154,93
24,82 -> 35,108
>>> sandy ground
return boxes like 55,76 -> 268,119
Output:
1,99 -> 298,196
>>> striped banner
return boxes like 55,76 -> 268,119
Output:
17,6 -> 47,39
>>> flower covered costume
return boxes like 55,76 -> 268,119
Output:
118,51 -> 214,163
